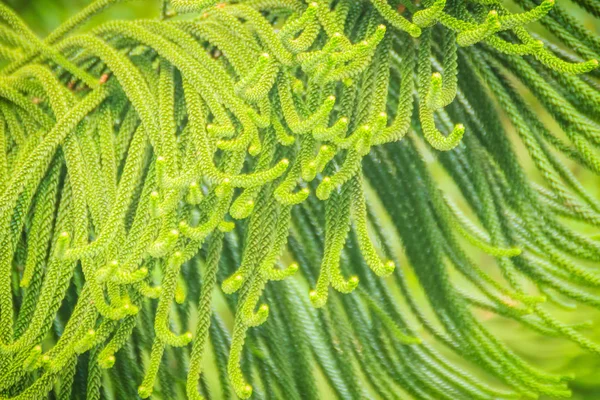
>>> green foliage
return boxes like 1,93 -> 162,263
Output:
0,0 -> 599,399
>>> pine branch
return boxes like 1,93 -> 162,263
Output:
0,0 -> 599,399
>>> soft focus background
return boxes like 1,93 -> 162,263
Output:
7,1 -> 600,399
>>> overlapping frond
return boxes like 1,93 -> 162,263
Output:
0,0 -> 599,399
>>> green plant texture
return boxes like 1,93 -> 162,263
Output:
1,0 -> 600,398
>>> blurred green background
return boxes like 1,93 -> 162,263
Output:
6,0 -> 600,398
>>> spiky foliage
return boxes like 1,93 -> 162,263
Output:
0,0 -> 599,398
